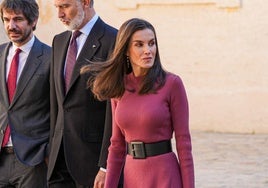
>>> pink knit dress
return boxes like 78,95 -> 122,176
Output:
105,72 -> 195,188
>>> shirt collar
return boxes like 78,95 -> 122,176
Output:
12,35 -> 35,53
77,14 -> 99,36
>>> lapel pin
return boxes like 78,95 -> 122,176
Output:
92,45 -> 96,48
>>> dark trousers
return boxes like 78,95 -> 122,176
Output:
49,161 -> 123,188
0,152 -> 47,188
48,146 -> 124,188
48,146 -> 92,188
48,166 -> 91,188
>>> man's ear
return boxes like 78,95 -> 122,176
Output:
32,19 -> 38,28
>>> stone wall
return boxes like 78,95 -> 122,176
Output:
0,22 -> 8,43
1,0 -> 267,133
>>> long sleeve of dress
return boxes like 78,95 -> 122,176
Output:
170,76 -> 195,188
104,99 -> 126,188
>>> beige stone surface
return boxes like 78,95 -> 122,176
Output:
184,131 -> 268,187
0,22 -> 8,43
1,0 -> 267,133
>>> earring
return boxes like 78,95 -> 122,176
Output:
126,56 -> 130,69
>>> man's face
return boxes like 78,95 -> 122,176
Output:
2,9 -> 35,46
54,0 -> 85,30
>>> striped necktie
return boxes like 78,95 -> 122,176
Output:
64,30 -> 81,93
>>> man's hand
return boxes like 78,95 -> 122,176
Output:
94,170 -> 106,188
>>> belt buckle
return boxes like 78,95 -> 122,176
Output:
2,147 -> 14,154
130,141 -> 146,159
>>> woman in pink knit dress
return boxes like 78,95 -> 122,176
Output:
83,18 -> 195,188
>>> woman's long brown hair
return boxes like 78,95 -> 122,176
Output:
81,18 -> 166,101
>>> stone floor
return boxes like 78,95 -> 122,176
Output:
187,131 -> 268,188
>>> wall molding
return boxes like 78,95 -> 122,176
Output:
115,0 -> 241,9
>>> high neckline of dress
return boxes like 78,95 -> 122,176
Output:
125,72 -> 145,93
128,72 -> 145,83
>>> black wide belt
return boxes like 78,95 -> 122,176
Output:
1,147 -> 14,154
127,140 -> 172,159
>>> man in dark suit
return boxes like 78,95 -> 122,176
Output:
0,0 -> 51,187
47,0 -> 117,187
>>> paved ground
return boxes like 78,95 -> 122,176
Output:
184,131 -> 268,188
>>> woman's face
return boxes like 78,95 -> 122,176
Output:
127,28 -> 156,77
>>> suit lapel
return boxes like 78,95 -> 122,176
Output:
11,38 -> 43,106
57,32 -> 72,98
0,43 -> 11,107
67,18 -> 104,93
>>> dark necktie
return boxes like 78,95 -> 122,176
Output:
2,48 -> 21,147
65,30 -> 81,92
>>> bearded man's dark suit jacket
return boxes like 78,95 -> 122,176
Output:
47,18 -> 117,186
0,38 -> 51,166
